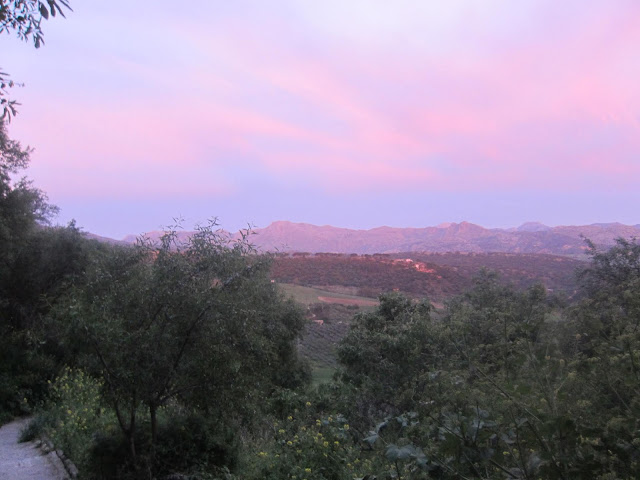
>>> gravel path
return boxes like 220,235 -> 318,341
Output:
0,418 -> 68,480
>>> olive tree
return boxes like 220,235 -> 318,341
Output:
63,223 -> 309,459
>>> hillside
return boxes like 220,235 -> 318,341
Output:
271,251 -> 585,303
277,251 -> 585,377
252,221 -> 639,255
117,221 -> 640,256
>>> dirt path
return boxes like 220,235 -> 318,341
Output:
0,418 -> 68,480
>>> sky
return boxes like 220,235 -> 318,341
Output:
2,0 -> 640,239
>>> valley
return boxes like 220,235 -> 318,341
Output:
275,250 -> 586,381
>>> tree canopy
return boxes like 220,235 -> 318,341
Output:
62,223 -> 310,460
0,120 -> 56,279
0,119 -> 101,420
327,241 -> 640,479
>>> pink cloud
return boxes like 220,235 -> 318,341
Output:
9,0 -> 640,201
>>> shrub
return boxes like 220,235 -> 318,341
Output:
244,402 -> 367,480
87,411 -> 240,480
41,367 -> 116,472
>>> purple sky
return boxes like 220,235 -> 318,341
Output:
3,0 -> 640,239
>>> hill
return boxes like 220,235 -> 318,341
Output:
252,221 -> 639,255
116,221 -> 638,256
275,251 -> 585,376
272,251 -> 585,303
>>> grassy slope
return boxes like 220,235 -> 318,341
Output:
278,284 -> 378,384
278,283 -> 378,307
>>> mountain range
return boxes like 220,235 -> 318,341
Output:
113,221 -> 640,256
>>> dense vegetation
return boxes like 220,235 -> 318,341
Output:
271,253 -> 466,301
247,242 -> 640,480
0,118 -> 312,477
271,252 -> 582,303
397,252 -> 583,295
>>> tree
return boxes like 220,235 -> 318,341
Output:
0,222 -> 101,417
577,237 -> 640,328
1,118 -> 57,327
62,223 -> 309,461
1,120 -> 57,304
573,237 -> 640,393
1,119 -> 99,419
337,292 -> 437,422
332,255 -> 640,479
1,0 -> 72,119
567,238 -> 640,476
335,278 -> 562,479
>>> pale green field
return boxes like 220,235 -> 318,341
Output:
311,366 -> 336,386
277,283 -> 378,308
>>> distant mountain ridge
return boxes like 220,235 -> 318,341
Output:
115,221 -> 640,256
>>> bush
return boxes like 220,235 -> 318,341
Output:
245,411 -> 362,480
40,367 -> 116,472
0,329 -> 58,422
155,413 -> 240,475
87,411 -> 240,480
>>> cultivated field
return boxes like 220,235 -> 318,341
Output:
277,283 -> 379,307
278,283 -> 378,383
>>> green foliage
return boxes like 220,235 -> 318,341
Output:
0,224 -> 101,419
337,292 -> 435,417
565,238 -> 640,477
57,222 -> 309,471
0,330 -> 56,419
35,367 -> 116,471
245,403 -> 441,480
88,411 -> 239,480
0,121 -> 56,270
1,121 -> 98,419
330,249 -> 640,479
245,406 -> 362,480
576,237 -> 640,333
154,413 -> 240,474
